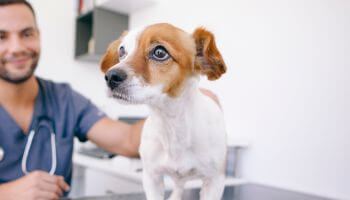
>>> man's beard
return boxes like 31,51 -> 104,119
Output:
0,52 -> 39,84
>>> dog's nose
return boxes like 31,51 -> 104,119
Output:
105,69 -> 127,89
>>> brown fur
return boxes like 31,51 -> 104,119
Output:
192,28 -> 226,80
100,32 -> 127,73
129,23 -> 196,97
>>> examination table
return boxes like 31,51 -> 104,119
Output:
66,183 -> 333,200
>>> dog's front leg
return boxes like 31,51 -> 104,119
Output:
199,175 -> 225,200
143,170 -> 165,200
167,179 -> 185,200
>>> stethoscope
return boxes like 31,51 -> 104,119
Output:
0,79 -> 57,175
0,147 -> 4,163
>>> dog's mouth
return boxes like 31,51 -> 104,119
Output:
108,87 -> 141,104
112,91 -> 132,102
107,79 -> 162,105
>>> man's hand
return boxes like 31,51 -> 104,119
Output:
0,171 -> 70,200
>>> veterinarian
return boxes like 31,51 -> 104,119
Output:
0,1 -> 220,199
0,0 -> 143,199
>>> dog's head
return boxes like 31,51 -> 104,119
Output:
101,23 -> 226,104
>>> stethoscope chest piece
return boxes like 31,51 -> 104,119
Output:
0,146 -> 4,162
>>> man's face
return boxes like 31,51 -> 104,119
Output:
0,4 -> 40,84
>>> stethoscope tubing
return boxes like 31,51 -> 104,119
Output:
21,79 -> 57,175
21,129 -> 57,175
0,146 -> 4,162
0,79 -> 57,175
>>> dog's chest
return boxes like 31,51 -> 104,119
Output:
157,126 -> 198,178
143,115 -> 202,179
160,152 -> 199,180
140,91 -> 225,179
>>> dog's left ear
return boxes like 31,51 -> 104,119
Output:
192,28 -> 226,80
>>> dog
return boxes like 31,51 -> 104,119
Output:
101,23 -> 227,200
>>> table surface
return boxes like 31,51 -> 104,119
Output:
66,183 -> 335,200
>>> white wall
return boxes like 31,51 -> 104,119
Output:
130,0 -> 349,199
29,0 -> 349,199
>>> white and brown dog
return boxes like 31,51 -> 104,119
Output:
101,23 -> 227,200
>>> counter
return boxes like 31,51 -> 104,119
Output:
66,184 -> 334,200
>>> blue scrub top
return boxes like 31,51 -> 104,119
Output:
0,77 -> 105,186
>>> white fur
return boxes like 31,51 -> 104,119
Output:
119,26 -> 144,61
107,69 -> 164,105
138,77 -> 227,200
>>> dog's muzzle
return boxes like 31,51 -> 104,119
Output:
105,68 -> 127,90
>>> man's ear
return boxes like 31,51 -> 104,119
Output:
192,28 -> 226,80
100,31 -> 127,73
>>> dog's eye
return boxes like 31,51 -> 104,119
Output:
119,46 -> 127,59
150,45 -> 170,61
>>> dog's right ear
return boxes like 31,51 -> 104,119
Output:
192,28 -> 226,80
100,32 -> 127,73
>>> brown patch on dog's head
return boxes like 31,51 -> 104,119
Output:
100,31 -> 127,73
192,27 -> 226,80
129,23 -> 196,97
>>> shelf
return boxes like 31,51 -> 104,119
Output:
95,0 -> 156,14
75,7 -> 128,62
75,53 -> 103,62
73,153 -> 142,183
75,0 -> 157,62
73,153 -> 248,190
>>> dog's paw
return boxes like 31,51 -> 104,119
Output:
166,193 -> 182,200
166,197 -> 182,200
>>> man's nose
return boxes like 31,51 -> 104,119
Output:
8,37 -> 26,54
105,68 -> 128,90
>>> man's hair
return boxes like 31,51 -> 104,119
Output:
0,0 -> 36,18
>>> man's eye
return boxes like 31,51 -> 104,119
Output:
24,32 -> 33,37
150,45 -> 170,61
119,46 -> 127,59
22,31 -> 34,39
0,33 -> 7,40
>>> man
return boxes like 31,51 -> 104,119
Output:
0,0 -> 144,199
0,1 -> 219,199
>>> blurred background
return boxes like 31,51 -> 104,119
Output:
28,0 -> 349,199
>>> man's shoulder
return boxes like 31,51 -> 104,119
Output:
37,77 -> 75,100
38,77 -> 72,91
37,77 -> 89,105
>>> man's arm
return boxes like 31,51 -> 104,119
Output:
87,117 -> 144,158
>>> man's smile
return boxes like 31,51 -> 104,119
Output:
6,56 -> 31,67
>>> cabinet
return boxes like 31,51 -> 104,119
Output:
95,0 -> 155,14
75,7 -> 128,62
74,0 -> 155,62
